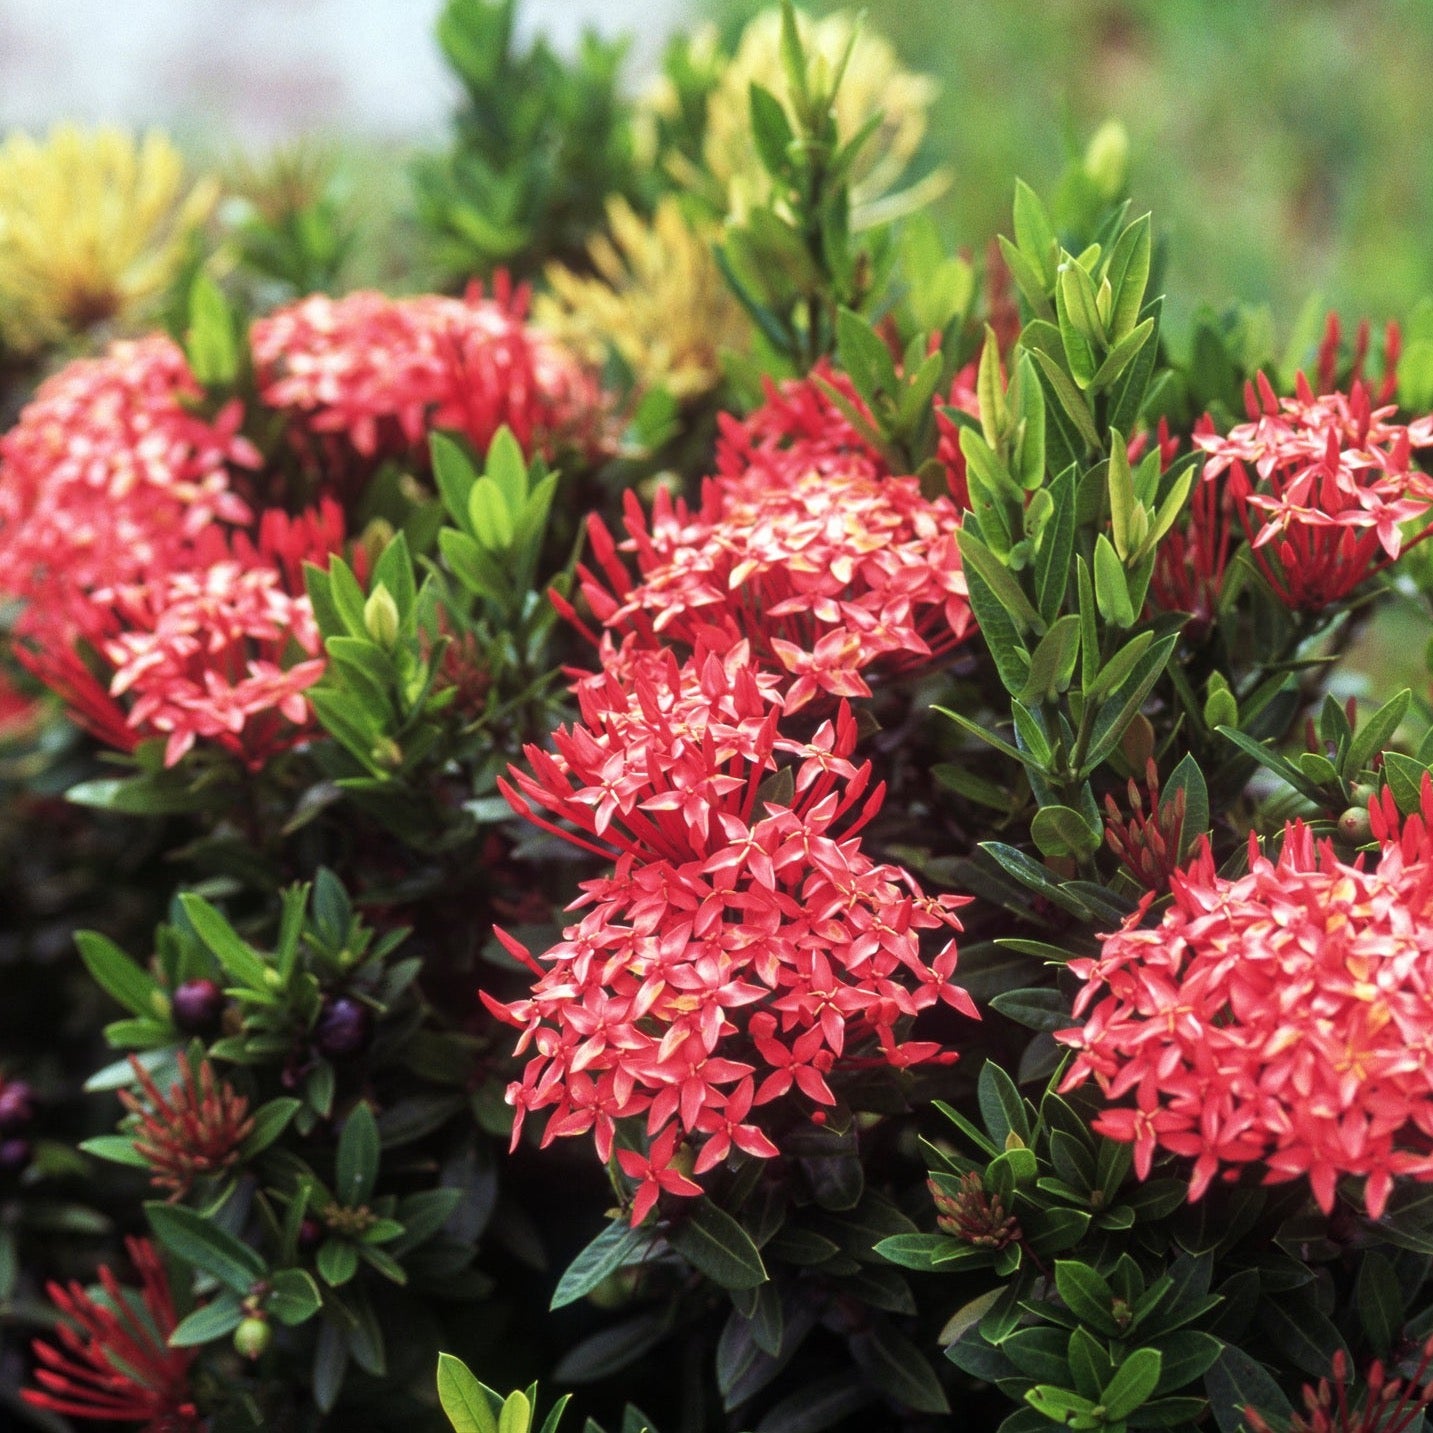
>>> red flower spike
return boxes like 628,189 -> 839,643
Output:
118,1053 -> 254,1199
23,1236 -> 202,1430
1061,777 -> 1433,1218
1244,1332 -> 1433,1433
1103,759 -> 1189,891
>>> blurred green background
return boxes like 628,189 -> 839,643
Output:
719,0 -> 1433,338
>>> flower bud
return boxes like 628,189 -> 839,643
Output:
1083,119 -> 1129,200
233,1315 -> 271,1361
171,979 -> 225,1037
363,583 -> 401,649
0,1137 -> 32,1173
0,1078 -> 35,1132
1338,806 -> 1374,844
313,996 -> 372,1060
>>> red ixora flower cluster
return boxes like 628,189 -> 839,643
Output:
567,364 -> 977,712
0,337 -> 348,767
251,277 -> 610,477
0,335 -> 255,614
24,1236 -> 201,1431
1193,370 -> 1433,610
490,641 -> 976,1223
1059,781 -> 1433,1219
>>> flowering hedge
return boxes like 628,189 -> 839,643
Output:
5,3 -> 1433,1432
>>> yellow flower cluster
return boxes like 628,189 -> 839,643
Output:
0,125 -> 216,354
536,196 -> 747,402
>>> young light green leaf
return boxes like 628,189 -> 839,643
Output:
437,1353 -> 500,1433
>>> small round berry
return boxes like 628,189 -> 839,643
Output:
298,1217 -> 324,1252
0,1079 -> 34,1133
233,1316 -> 272,1361
1338,806 -> 1374,845
313,997 -> 372,1060
0,1137 -> 32,1174
171,979 -> 225,1036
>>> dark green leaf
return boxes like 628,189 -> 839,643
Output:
146,1203 -> 265,1295
668,1200 -> 768,1290
551,1220 -> 652,1310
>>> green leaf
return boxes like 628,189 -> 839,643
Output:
668,1200 -> 768,1290
318,1238 -> 359,1287
66,773 -> 210,816
874,1233 -> 958,1271
989,987 -> 1073,1033
485,426 -> 530,512
1345,688 -> 1411,780
837,307 -> 898,404
437,1352 -> 500,1433
1204,1344 -> 1292,1433
147,1203 -> 265,1295
976,325 -> 1008,450
1034,466 -> 1076,624
1383,751 -> 1432,813
78,1134 -> 150,1168
336,1102 -> 380,1209
432,434 -> 479,534
1029,346 -> 1101,450
1054,1260 -> 1120,1337
1090,316 -> 1155,391
268,1267 -> 323,1326
551,1220 -> 652,1310
241,1098 -> 301,1159
1162,753 -> 1208,858
169,1292 -> 244,1347
1018,615 -> 1081,703
74,932 -> 161,1019
1093,532 -> 1135,628
1103,1347 -> 1162,1420
1107,434 -> 1138,560
1012,179 -> 1057,287
185,273 -> 238,386
1354,1251 -> 1403,1354
1081,633 -> 1179,775
1030,803 -> 1103,861
978,1061 -> 1031,1146
957,529 -> 1045,637
1105,214 -> 1152,341
179,895 -> 271,991
853,1322 -> 950,1415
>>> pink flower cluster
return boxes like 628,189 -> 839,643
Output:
0,336 -> 342,766
1194,372 -> 1433,610
1059,782 -> 1433,1218
251,278 -> 609,477
568,366 -> 976,712
0,335 -> 255,614
490,642 -> 976,1222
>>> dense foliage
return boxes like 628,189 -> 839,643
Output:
5,4 -> 1433,1432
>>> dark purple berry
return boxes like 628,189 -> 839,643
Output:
171,979 -> 225,1036
0,1080 -> 34,1133
298,1217 -> 324,1251
313,997 -> 372,1060
0,1138 -> 31,1173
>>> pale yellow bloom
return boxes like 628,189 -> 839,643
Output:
0,126 -> 217,354
536,196 -> 747,402
696,9 -> 943,227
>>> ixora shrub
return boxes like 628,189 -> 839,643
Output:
13,2 -> 1433,1431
